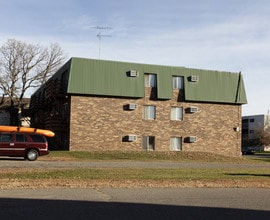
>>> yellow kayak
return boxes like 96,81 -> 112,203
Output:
0,126 -> 55,137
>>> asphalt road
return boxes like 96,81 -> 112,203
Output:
1,156 -> 270,219
1,188 -> 270,220
1,157 -> 270,169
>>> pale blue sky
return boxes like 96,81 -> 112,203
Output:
0,0 -> 269,116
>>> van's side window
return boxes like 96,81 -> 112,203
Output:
16,134 -> 27,142
29,135 -> 46,143
0,134 -> 12,142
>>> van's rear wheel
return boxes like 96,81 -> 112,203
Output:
26,149 -> 39,161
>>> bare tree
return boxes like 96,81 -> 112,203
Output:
260,126 -> 270,147
0,39 -> 67,125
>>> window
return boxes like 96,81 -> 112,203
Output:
242,129 -> 249,134
250,118 -> 255,123
145,74 -> 157,87
143,106 -> 156,120
173,76 -> 184,89
171,107 -> 183,121
16,134 -> 27,142
242,119 -> 248,124
142,136 -> 155,150
170,137 -> 182,151
0,134 -> 12,142
29,135 -> 46,143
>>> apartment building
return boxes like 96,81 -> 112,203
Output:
30,57 -> 247,157
242,114 -> 270,151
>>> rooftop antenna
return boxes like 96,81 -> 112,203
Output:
93,26 -> 112,59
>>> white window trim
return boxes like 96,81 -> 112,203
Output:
142,136 -> 155,150
170,107 -> 183,121
145,74 -> 157,88
173,76 -> 184,89
143,105 -> 156,120
170,137 -> 182,151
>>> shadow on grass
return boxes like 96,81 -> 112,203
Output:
1,198 -> 269,220
226,173 -> 270,178
253,158 -> 270,163
247,153 -> 270,163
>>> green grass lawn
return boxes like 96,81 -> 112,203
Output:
45,150 -> 270,163
1,151 -> 269,188
1,167 -> 269,182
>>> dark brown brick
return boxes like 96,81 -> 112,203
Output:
69,89 -> 242,157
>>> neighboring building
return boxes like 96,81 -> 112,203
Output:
0,112 -> 10,125
0,98 -> 30,126
30,57 -> 247,157
242,114 -> 270,151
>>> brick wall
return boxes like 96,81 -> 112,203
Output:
69,89 -> 242,157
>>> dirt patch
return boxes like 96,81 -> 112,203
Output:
1,178 -> 269,190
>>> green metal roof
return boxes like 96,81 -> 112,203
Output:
63,57 -> 247,104
68,57 -> 144,97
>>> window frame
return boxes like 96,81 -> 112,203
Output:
143,105 -> 156,120
142,136 -> 155,150
172,76 -> 184,89
170,137 -> 182,151
15,134 -> 27,142
29,135 -> 47,143
170,107 -> 183,121
0,134 -> 12,142
144,73 -> 157,88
